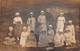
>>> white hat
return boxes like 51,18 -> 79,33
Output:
9,27 -> 13,30
15,12 -> 20,16
48,25 -> 53,28
41,29 -> 46,32
58,29 -> 63,32
68,20 -> 72,23
41,10 -> 45,13
60,12 -> 64,15
41,29 -> 46,33
30,12 -> 33,14
23,27 -> 27,29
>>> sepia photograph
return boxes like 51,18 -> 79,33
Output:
0,0 -> 80,51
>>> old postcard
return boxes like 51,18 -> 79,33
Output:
0,0 -> 80,51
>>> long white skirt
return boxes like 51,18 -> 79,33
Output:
20,37 -> 27,46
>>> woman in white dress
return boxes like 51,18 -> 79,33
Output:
37,10 -> 47,33
47,25 -> 54,43
13,12 -> 23,41
56,12 -> 65,33
20,27 -> 29,47
67,20 -> 76,44
54,29 -> 65,47
64,28 -> 72,46
27,12 -> 36,32
38,29 -> 48,47
3,27 -> 16,45
46,25 -> 54,50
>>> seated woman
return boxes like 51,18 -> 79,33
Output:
3,27 -> 16,45
47,25 -> 54,44
64,28 -> 72,46
66,20 -> 76,44
37,29 -> 48,47
53,29 -> 65,47
46,25 -> 54,50
26,31 -> 37,47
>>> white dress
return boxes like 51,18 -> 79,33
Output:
38,15 -> 46,24
27,17 -> 36,31
47,29 -> 54,43
67,25 -> 76,43
38,33 -> 48,47
54,34 -> 65,47
64,33 -> 72,46
20,31 -> 29,46
13,17 -> 23,24
38,15 -> 47,33
56,17 -> 65,33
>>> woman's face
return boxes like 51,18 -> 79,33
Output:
60,14 -> 63,17
41,12 -> 44,15
9,29 -> 13,32
68,22 -> 72,25
42,31 -> 46,34
23,29 -> 27,32
30,14 -> 33,17
16,15 -> 19,17
48,27 -> 52,30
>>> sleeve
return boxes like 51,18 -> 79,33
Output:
38,16 -> 41,23
13,18 -> 16,24
27,18 -> 30,25
63,17 -> 65,23
20,18 -> 23,24
52,30 -> 54,41
27,26 -> 30,34
56,17 -> 59,25
34,18 -> 36,24
52,30 -> 54,36
21,32 -> 23,37
72,25 -> 75,36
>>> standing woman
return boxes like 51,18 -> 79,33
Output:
38,10 -> 47,33
56,12 -> 65,33
27,12 -> 36,32
67,20 -> 76,44
13,12 -> 23,41
20,27 -> 29,47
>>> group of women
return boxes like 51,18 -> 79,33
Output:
3,10 -> 76,49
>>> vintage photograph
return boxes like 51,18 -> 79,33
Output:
0,0 -> 80,51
